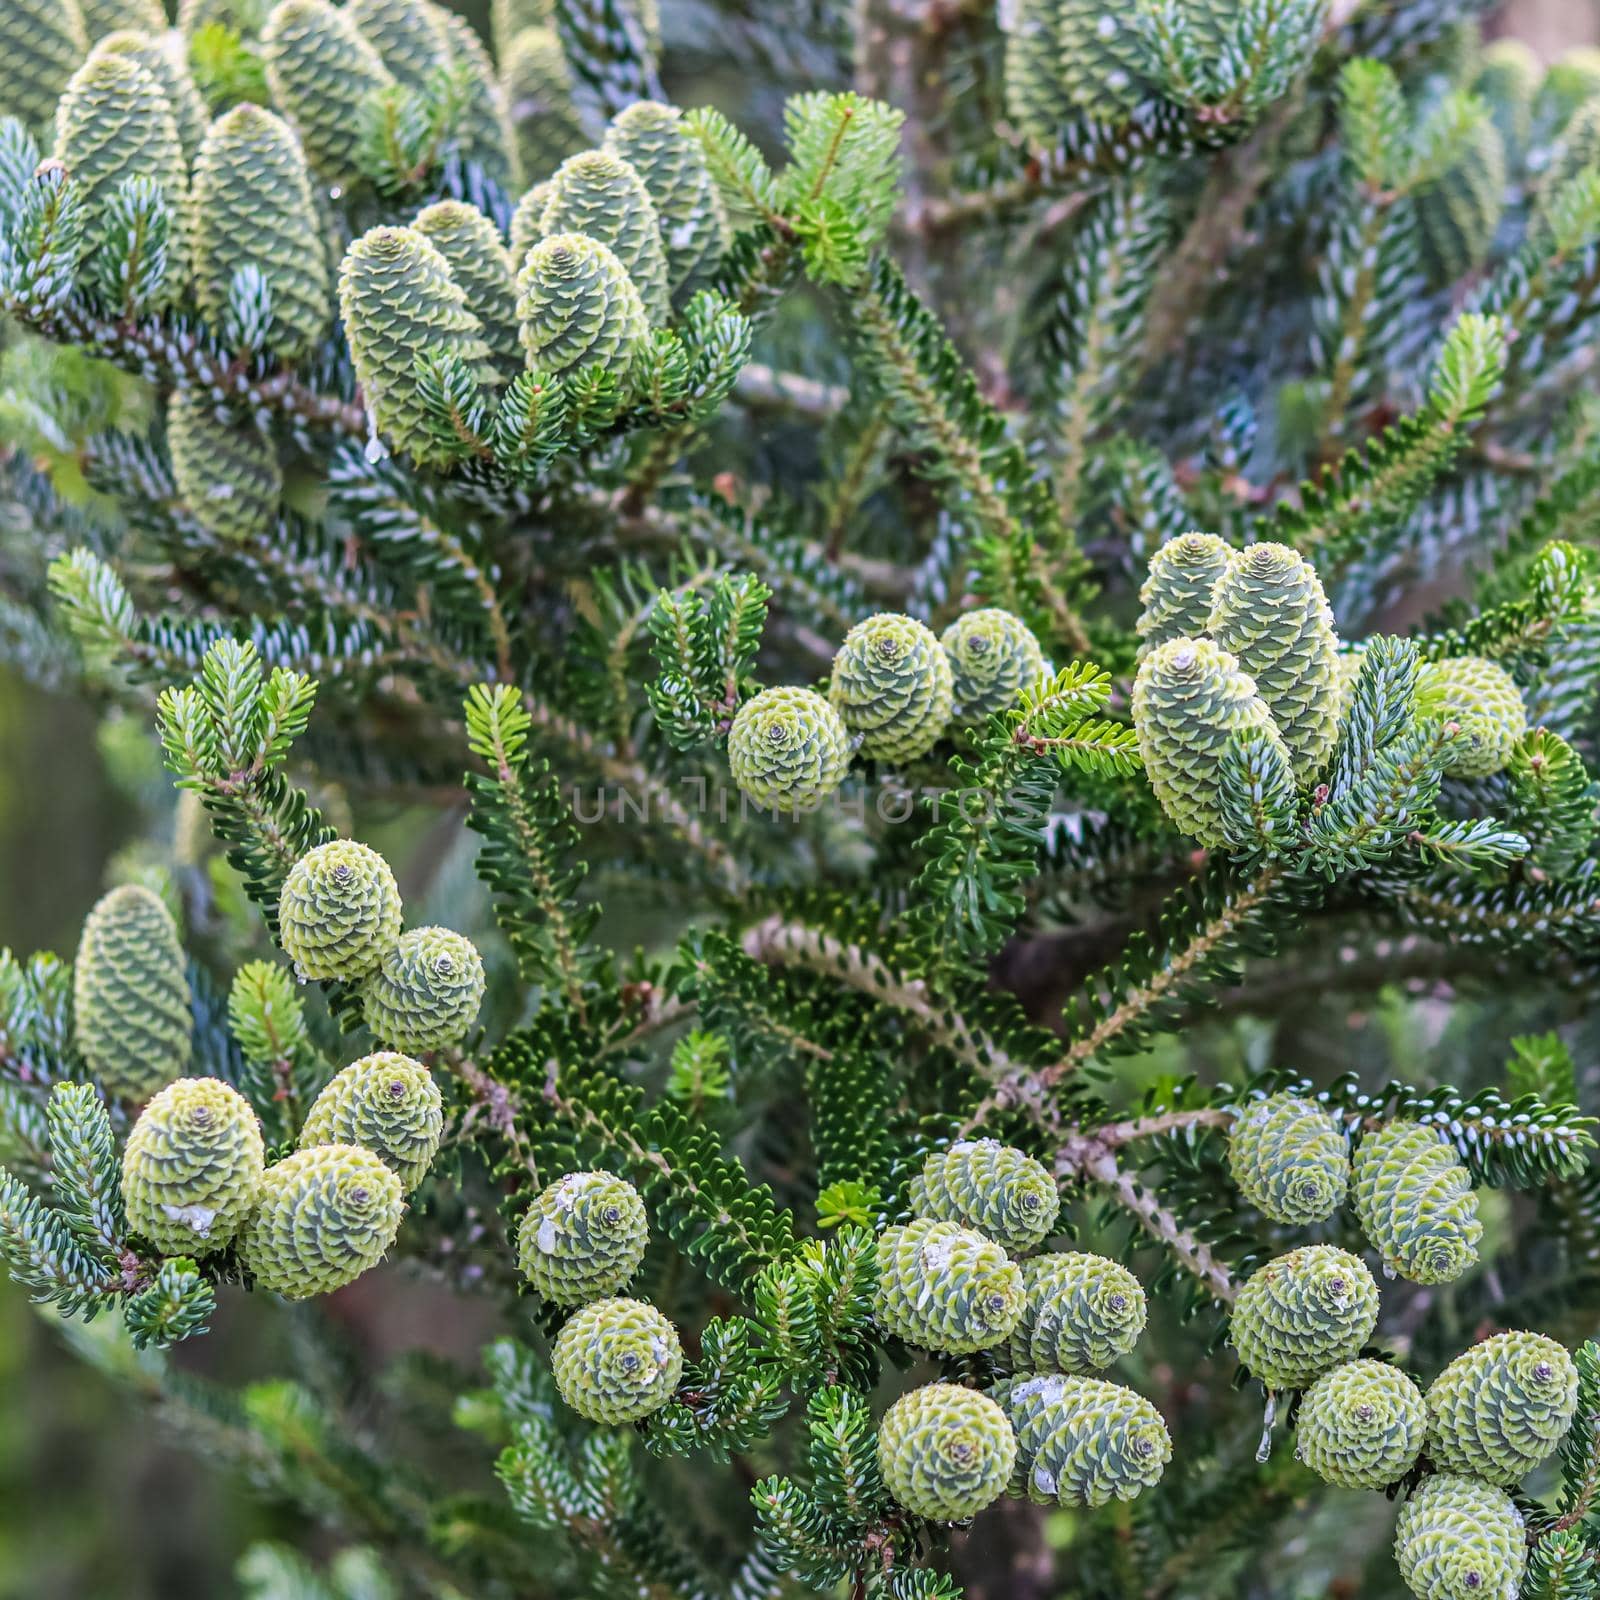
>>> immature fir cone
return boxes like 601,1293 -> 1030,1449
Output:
538,149 -> 670,322
88,30 -> 208,162
551,1296 -> 683,1424
877,1383 -> 1016,1522
1136,532 -> 1232,656
1393,1474 -> 1527,1600
190,103 -> 331,361
81,0 -> 167,44
602,100 -> 729,296
412,200 -> 521,382
177,0 -> 267,34
1003,0 -> 1075,146
1055,0 -> 1159,121
874,1218 -> 1024,1355
361,926 -> 486,1052
298,1053 -> 442,1192
339,226 -> 490,468
1425,1331 -> 1579,1485
1351,1121 -> 1482,1285
345,0 -> 449,87
1205,541 -> 1341,779
1294,1359 -> 1426,1489
509,179 -> 552,263
277,839 -> 402,982
1414,655 -> 1528,778
940,609 -> 1047,723
1226,1093 -> 1349,1225
908,1139 -> 1060,1255
166,391 -> 282,544
503,27 -> 585,183
515,233 -> 649,380
726,686 -> 850,812
122,1077 -> 266,1256
74,884 -> 193,1101
261,0 -> 395,188
0,0 -> 88,139
1415,110 -> 1507,285
994,1372 -> 1172,1507
516,1171 -> 649,1305
830,613 -> 954,764
1132,636 -> 1291,847
1006,1252 -> 1147,1375
1477,39 -> 1540,154
239,1144 -> 406,1298
436,8 -> 517,192
1229,1246 -> 1379,1390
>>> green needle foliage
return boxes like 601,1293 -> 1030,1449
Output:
5,4 -> 1600,1596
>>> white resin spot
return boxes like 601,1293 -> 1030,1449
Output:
536,1216 -> 560,1255
1032,1464 -> 1058,1497
162,1203 -> 218,1237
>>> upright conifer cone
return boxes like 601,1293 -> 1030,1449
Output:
1414,655 -> 1528,778
1392,1474 -> 1527,1600
345,0 -> 449,87
190,103 -> 331,362
122,1077 -> 266,1256
1004,0 -> 1076,146
166,391 -> 282,544
1229,1246 -> 1379,1390
1006,1252 -> 1147,1375
1425,1331 -> 1579,1484
994,1373 -> 1172,1507
239,1144 -> 406,1298
515,232 -> 649,380
88,30 -> 208,162
829,613 -> 954,764
874,1218 -> 1024,1354
1295,1359 -> 1426,1489
516,1171 -> 649,1306
602,101 -> 729,296
298,1053 -> 443,1192
1136,532 -> 1232,655
726,686 -> 851,812
74,884 -> 193,1101
502,26 -> 585,184
940,609 -> 1047,723
538,149 -> 670,322
1206,541 -> 1341,779
82,0 -> 167,38
908,1139 -> 1060,1255
1227,1093 -> 1349,1225
1056,0 -> 1160,121
1351,1121 -> 1482,1285
1132,636 -> 1291,846
1415,107 -> 1507,285
360,926 -> 486,1052
0,0 -> 89,139
277,839 -> 402,982
261,0 -> 395,188
413,200 -> 522,382
877,1383 -> 1016,1522
339,226 -> 491,468
551,1296 -> 684,1424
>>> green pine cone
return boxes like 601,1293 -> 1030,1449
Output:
1476,38 -> 1540,156
338,225 -> 491,468
1416,112 -> 1506,287
1414,655 -> 1528,779
1137,532 -> 1232,656
1004,0 -> 1076,146
277,839 -> 402,982
437,8 -> 517,192
74,884 -> 193,1101
503,27 -> 585,187
509,179 -> 552,263
261,0 -> 395,188
166,390 -> 282,544
1229,1246 -> 1379,1390
345,0 -> 448,87
81,0 -> 167,43
238,1143 -> 406,1299
1132,636 -> 1291,847
122,1076 -> 266,1256
1006,1252 -> 1147,1375
1227,1093 -> 1349,1225
1425,1331 -> 1579,1485
908,1139 -> 1060,1255
298,1052 -> 443,1192
550,1296 -> 683,1424
1295,1359 -> 1426,1490
1205,541 -> 1341,780
1056,0 -> 1160,122
1351,1121 -> 1482,1286
88,30 -> 208,162
877,1382 -> 1016,1522
1393,1474 -> 1527,1600
190,102 -> 331,362
515,1171 -> 649,1306
602,100 -> 729,297
994,1372 -> 1172,1507
360,926 -> 485,1052
829,613 -> 954,764
0,0 -> 88,139
940,609 -> 1047,723
413,200 -> 521,382
874,1218 -> 1024,1355
538,149 -> 669,322
54,51 -> 188,281
515,231 -> 649,379
726,686 -> 851,813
